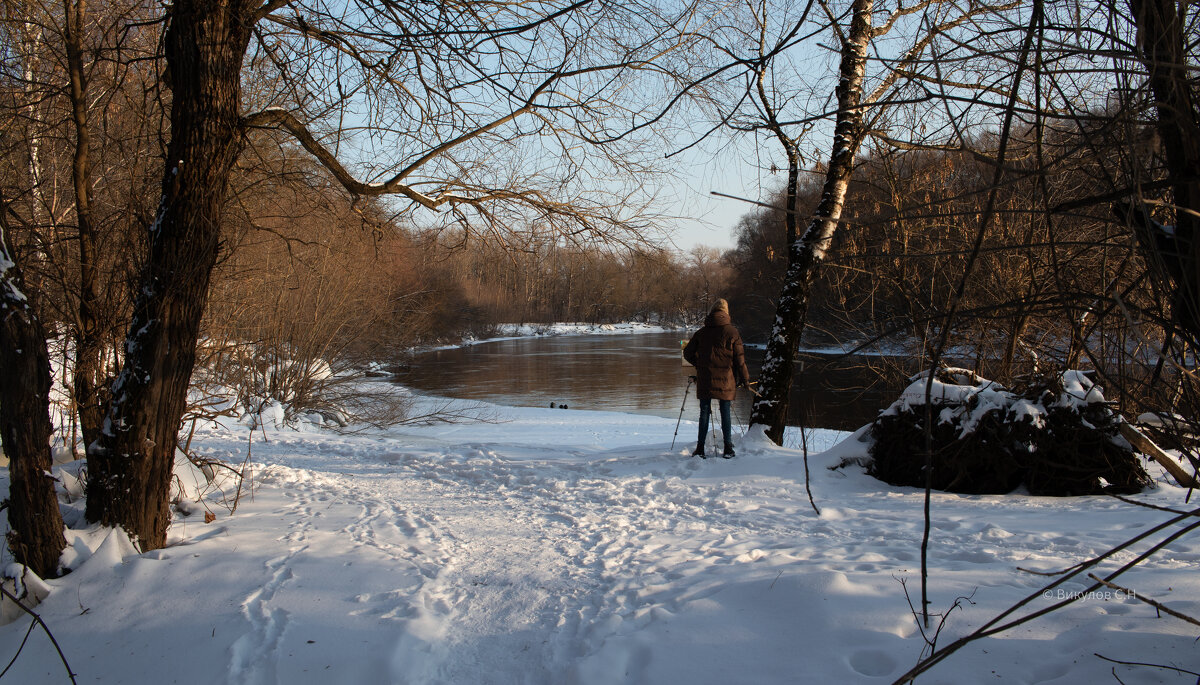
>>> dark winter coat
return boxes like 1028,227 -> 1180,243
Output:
683,310 -> 750,401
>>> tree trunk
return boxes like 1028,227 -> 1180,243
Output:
749,0 -> 874,444
0,224 -> 68,579
63,0 -> 106,454
86,0 -> 255,550
1128,0 -> 1200,343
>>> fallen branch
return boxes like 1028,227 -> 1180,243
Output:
1119,421 -> 1199,489
1086,574 -> 1200,630
1094,652 -> 1200,679
893,507 -> 1200,683
1015,565 -> 1069,577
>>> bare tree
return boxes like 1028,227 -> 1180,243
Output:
76,0 -> 701,550
62,0 -> 106,453
1126,0 -> 1200,345
0,208 -> 67,579
1,0 -> 163,457
725,0 -> 1017,443
0,0 -> 161,574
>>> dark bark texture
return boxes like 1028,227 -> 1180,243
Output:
1129,0 -> 1200,343
0,226 -> 68,578
64,0 -> 107,453
86,0 -> 256,550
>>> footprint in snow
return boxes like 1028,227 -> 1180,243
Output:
847,649 -> 898,678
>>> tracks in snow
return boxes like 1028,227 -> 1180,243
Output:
221,435 -> 827,683
335,440 -> 828,682
197,424 -> 1159,684
225,432 -> 1060,683
229,546 -> 304,684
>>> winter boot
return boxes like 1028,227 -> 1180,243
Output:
722,445 -> 735,459
693,444 -> 706,459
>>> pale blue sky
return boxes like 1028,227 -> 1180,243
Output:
661,129 -> 800,253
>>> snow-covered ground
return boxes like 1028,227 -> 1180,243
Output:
3,390 -> 1200,684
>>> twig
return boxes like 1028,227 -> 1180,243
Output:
0,618 -> 37,680
1016,565 -> 1070,577
189,456 -> 245,479
182,417 -> 198,456
795,362 -> 820,516
896,575 -> 976,658
1086,574 -> 1200,629
769,570 -> 784,590
893,507 -> 1200,683
1017,501 -> 1200,580
233,428 -> 254,513
1107,493 -> 1192,516
802,429 -> 820,517
0,582 -> 77,683
916,0 -> 1045,630
1094,653 -> 1200,679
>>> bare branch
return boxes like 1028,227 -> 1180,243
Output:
1086,573 -> 1200,630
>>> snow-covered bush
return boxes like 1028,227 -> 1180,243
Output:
868,368 -> 1152,495
197,337 -> 346,423
190,339 -> 413,431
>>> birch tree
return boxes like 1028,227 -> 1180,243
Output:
737,0 -> 1018,443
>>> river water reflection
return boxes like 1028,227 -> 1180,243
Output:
396,332 -> 905,431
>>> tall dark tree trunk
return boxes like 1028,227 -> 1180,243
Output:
0,221 -> 68,579
749,0 -> 873,444
63,0 -> 106,454
86,0 -> 256,550
1128,0 -> 1200,343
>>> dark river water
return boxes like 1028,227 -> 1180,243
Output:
395,332 -> 905,431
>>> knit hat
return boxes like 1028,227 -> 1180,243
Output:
710,298 -> 729,315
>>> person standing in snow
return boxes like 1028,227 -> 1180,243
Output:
683,299 -> 751,458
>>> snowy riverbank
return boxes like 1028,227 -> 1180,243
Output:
3,391 -> 1199,684
437,321 -> 686,352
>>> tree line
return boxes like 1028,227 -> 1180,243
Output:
726,127 -> 1157,375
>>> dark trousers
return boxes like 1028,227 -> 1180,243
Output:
697,398 -> 732,451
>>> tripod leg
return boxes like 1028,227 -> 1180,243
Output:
670,377 -> 693,450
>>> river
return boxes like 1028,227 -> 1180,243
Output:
395,332 -> 905,431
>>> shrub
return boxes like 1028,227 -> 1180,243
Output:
868,368 -> 1152,495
